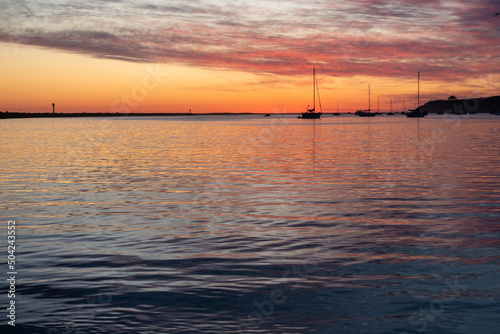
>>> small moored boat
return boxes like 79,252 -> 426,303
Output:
405,72 -> 427,118
356,85 -> 377,117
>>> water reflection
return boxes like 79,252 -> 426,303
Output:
1,115 -> 500,333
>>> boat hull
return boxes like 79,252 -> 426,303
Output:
405,110 -> 427,118
300,112 -> 322,119
355,110 -> 377,117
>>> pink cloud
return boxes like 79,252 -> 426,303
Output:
1,0 -> 499,81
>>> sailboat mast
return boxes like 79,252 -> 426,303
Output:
316,78 -> 323,113
417,71 -> 420,112
313,68 -> 316,111
368,85 -> 371,111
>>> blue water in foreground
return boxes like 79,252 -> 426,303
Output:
1,114 -> 500,333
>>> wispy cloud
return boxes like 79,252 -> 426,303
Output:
1,0 -> 499,80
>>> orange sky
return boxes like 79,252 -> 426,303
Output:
2,42 -> 497,114
0,0 -> 499,113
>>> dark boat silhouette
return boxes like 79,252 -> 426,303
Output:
356,85 -> 377,117
298,68 -> 322,119
406,108 -> 427,117
387,99 -> 394,115
406,72 -> 427,118
332,101 -> 340,115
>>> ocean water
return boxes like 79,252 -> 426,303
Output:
1,114 -> 500,334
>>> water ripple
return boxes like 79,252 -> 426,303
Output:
1,115 -> 500,333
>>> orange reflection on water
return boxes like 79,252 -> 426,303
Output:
2,116 -> 500,267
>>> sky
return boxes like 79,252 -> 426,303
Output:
0,0 -> 499,113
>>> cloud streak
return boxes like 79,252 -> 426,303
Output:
1,0 -> 499,81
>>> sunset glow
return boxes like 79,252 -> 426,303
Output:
1,0 -> 499,113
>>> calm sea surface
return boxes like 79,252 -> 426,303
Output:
1,114 -> 500,333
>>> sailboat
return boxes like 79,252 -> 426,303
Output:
332,101 -> 340,116
387,99 -> 394,115
299,68 -> 322,119
406,72 -> 427,118
355,85 -> 377,117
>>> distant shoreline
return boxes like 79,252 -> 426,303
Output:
0,112 -> 263,119
2,111 -> 500,119
2,96 -> 500,120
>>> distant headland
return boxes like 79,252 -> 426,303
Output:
421,95 -> 500,114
